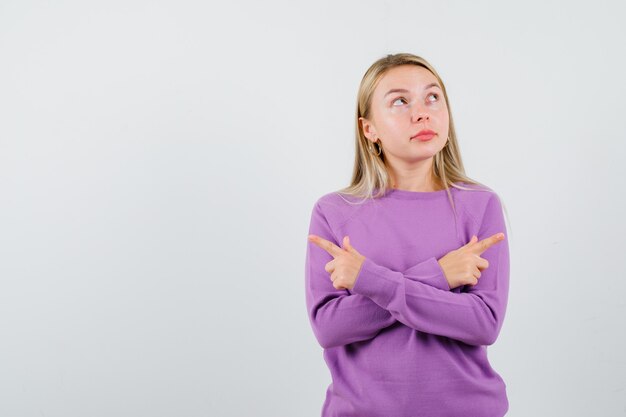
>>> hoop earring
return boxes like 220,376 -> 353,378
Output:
369,140 -> 382,156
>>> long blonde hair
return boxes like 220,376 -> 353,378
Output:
336,53 -> 511,236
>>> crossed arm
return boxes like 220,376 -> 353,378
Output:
304,197 -> 509,349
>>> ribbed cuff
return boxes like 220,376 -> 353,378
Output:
351,257 -> 450,303
351,257 -> 400,305
404,257 -> 450,291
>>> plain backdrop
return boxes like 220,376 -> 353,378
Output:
1,0 -> 625,416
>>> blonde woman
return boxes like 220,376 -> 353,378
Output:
305,53 -> 511,417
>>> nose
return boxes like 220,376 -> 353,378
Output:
410,105 -> 430,123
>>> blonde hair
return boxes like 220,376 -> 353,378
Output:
336,53 -> 512,237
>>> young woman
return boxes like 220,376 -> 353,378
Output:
305,53 -> 511,417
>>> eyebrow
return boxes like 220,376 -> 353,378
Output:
384,83 -> 441,97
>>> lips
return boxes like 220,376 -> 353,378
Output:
411,129 -> 436,139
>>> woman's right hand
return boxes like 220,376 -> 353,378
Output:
437,233 -> 505,290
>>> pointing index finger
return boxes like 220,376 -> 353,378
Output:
472,233 -> 505,254
308,234 -> 344,258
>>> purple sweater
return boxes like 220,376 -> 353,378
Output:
304,182 -> 510,417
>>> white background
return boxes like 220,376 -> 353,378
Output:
1,1 -> 625,416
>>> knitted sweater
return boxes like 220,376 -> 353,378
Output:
304,182 -> 510,417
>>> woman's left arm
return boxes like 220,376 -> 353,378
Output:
350,194 -> 510,346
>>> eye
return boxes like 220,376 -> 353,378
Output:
427,93 -> 439,102
392,97 -> 408,106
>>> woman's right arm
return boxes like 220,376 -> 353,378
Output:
305,202 -> 448,349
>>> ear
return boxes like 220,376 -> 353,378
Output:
359,117 -> 377,143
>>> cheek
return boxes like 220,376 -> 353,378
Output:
432,102 -> 448,115
379,116 -> 405,133
434,106 -> 449,125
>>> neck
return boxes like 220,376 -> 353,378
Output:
386,160 -> 442,192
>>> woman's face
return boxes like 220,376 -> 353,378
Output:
360,65 -> 449,165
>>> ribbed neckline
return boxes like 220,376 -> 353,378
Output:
378,182 -> 460,200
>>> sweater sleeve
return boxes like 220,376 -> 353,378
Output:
403,257 -> 451,291
305,202 -> 395,349
350,193 -> 510,346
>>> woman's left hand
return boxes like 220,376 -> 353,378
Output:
308,234 -> 366,290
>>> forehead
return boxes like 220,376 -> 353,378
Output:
375,65 -> 439,95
